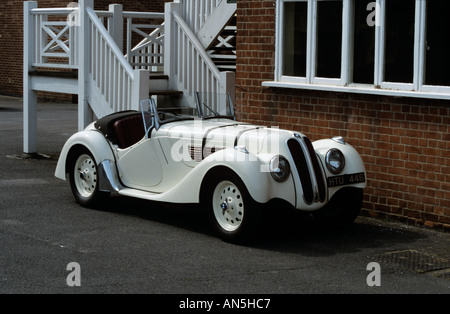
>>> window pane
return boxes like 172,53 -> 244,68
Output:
384,0 -> 415,83
353,0 -> 375,84
425,1 -> 450,86
283,2 -> 308,77
316,0 -> 342,78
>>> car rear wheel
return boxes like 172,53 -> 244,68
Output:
69,148 -> 108,207
204,171 -> 261,243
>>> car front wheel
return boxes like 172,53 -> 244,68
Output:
204,172 -> 261,243
69,148 -> 108,207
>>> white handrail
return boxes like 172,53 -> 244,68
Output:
87,7 -> 134,77
123,12 -> 164,19
87,7 -> 135,113
127,25 -> 165,70
169,8 -> 224,111
173,10 -> 220,79
30,8 -> 77,15
29,7 -> 79,69
181,0 -> 222,34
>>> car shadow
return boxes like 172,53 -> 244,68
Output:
251,209 -> 427,256
95,196 -> 427,257
97,195 -> 215,236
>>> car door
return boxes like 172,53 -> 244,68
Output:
116,138 -> 163,191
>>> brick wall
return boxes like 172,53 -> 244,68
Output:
236,0 -> 450,230
0,0 -> 168,99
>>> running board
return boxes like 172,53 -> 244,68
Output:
119,188 -> 162,201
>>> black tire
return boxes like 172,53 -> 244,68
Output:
312,187 -> 363,227
202,170 -> 262,243
68,147 -> 109,208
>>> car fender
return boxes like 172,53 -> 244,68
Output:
312,139 -> 367,199
157,148 -> 291,205
55,130 -> 116,180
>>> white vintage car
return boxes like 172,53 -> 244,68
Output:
55,93 -> 366,242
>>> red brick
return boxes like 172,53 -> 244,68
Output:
236,0 -> 450,230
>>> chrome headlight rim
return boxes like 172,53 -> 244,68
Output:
325,148 -> 345,174
269,155 -> 291,182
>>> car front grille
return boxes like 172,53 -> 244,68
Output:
287,136 -> 326,205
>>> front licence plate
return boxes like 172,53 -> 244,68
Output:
327,172 -> 366,187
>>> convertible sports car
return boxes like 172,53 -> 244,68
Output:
55,93 -> 366,242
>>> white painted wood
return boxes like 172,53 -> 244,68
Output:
197,0 -> 236,49
24,1 -> 38,153
219,71 -> 236,114
109,4 -> 123,52
78,0 -> 94,131
262,80 -> 450,100
168,8 -> 227,111
132,69 -> 151,111
31,8 -> 75,15
164,2 -> 180,88
342,0 -> 353,85
308,0 -> 317,84
31,76 -> 78,94
374,0 -> 384,86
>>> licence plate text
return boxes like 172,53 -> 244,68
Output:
327,172 -> 366,187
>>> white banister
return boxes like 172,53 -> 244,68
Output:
87,6 -> 149,116
181,0 -> 222,34
29,6 -> 79,69
88,7 -> 134,77
124,12 -> 165,70
166,3 -> 234,113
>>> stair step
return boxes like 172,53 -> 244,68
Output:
210,55 -> 237,60
217,66 -> 236,71
220,30 -> 237,36
29,70 -> 78,79
149,72 -> 168,80
149,90 -> 183,96
208,47 -> 236,52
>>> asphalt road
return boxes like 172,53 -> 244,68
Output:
0,95 -> 449,295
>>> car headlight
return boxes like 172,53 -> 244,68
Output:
326,149 -> 345,174
269,155 -> 291,182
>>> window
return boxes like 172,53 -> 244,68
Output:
267,0 -> 450,99
316,1 -> 343,79
353,0 -> 375,84
282,1 -> 307,77
384,0 -> 415,84
425,1 -> 450,87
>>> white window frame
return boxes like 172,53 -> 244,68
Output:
267,0 -> 450,100
276,0 -> 352,86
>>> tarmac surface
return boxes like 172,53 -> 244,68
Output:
0,95 -> 449,295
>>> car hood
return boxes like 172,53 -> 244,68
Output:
154,118 -> 297,155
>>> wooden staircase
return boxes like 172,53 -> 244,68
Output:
23,0 -> 236,153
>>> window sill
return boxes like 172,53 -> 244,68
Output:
262,81 -> 450,101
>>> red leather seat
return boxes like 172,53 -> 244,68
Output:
113,114 -> 145,149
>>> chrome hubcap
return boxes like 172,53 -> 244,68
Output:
213,181 -> 244,232
74,154 -> 97,198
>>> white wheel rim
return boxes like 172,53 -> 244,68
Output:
212,180 -> 244,232
74,154 -> 98,198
